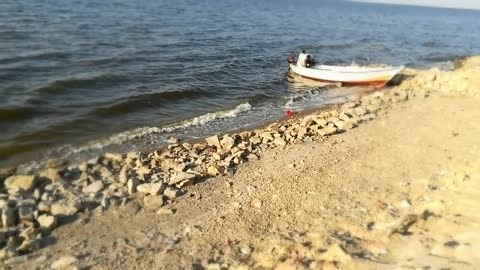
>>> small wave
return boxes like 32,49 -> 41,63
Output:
34,74 -> 126,94
63,102 -> 253,154
0,107 -> 34,122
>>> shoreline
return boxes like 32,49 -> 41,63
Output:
1,55 -> 479,267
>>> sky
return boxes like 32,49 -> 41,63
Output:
353,0 -> 480,10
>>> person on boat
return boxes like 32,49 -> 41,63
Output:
305,54 -> 314,68
297,50 -> 307,67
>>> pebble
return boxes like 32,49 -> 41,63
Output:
400,199 -> 412,208
51,256 -> 78,269
127,178 -> 139,194
37,214 -> 58,230
82,181 -> 104,194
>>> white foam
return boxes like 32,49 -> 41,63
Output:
65,102 -> 253,154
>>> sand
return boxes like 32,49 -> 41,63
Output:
3,56 -> 480,269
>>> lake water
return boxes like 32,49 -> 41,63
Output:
1,0 -> 479,168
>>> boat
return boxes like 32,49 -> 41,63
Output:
288,60 -> 404,87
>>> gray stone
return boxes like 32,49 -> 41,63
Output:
37,214 -> 57,230
1,207 -> 16,227
82,181 -> 104,194
18,205 -> 34,221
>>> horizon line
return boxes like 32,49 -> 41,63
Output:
348,0 -> 480,11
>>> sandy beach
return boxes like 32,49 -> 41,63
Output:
1,56 -> 480,269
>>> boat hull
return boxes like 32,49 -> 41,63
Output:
289,64 -> 404,87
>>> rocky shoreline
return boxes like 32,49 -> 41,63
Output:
0,55 -> 479,267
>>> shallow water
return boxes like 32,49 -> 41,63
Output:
1,0 -> 479,168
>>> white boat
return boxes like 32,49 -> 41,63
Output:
288,62 -> 404,87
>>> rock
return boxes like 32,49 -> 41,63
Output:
297,127 -> 308,138
239,131 -> 252,140
82,181 -> 104,194
173,163 -> 186,172
163,187 -> 183,199
342,101 -> 357,109
260,132 -> 274,142
206,135 -> 222,149
4,175 -> 37,194
37,214 -> 57,230
220,135 -> 235,150
240,245 -> 252,255
249,136 -> 261,145
39,168 -> 61,182
156,208 -> 175,215
143,195 -> 164,210
37,201 -> 53,213
400,199 -> 412,208
166,136 -> 179,144
273,137 -> 287,146
354,107 -> 367,116
137,183 -> 165,195
104,152 -> 124,163
127,178 -> 139,194
17,239 -> 40,253
318,126 -> 337,136
334,120 -> 354,131
1,207 -> 16,227
169,172 -> 196,186
18,205 -> 34,221
207,165 -> 220,176
50,201 -> 80,216
246,154 -> 259,161
313,118 -> 328,127
301,116 -> 315,127
118,165 -> 130,184
252,199 -> 262,208
101,197 -> 109,208
51,256 -> 78,269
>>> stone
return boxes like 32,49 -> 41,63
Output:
206,135 -> 222,149
143,195 -> 164,210
82,181 -> 104,194
127,178 -> 139,194
334,120 -> 354,131
301,116 -> 315,127
342,101 -> 357,109
137,183 -> 165,195
4,175 -> 37,194
166,136 -> 179,144
118,165 -> 130,184
18,206 -> 34,221
252,199 -> 262,208
314,118 -> 328,127
104,152 -> 124,163
156,208 -> 175,215
354,107 -> 367,116
220,135 -> 235,150
163,187 -> 183,199
296,127 -> 305,138
318,126 -> 337,136
260,132 -> 274,142
51,256 -> 78,269
249,136 -> 261,145
239,131 -> 252,140
50,201 -> 80,216
207,165 -> 219,176
39,168 -> 61,182
400,199 -> 412,208
246,154 -> 259,161
17,239 -> 40,253
169,172 -> 196,186
273,137 -> 287,146
1,207 -> 16,227
101,197 -> 109,208
37,214 -> 57,230
38,201 -> 53,213
240,245 -> 252,255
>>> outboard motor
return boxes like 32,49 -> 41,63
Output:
287,55 -> 294,64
